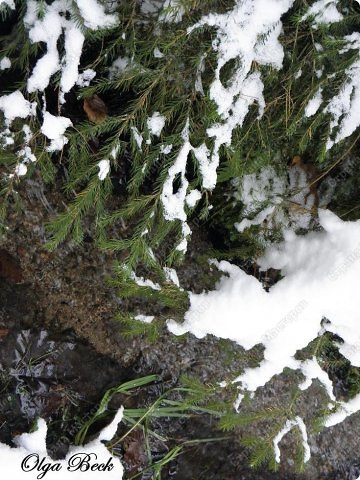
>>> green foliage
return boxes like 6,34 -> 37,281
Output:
75,374 -> 158,445
310,332 -> 360,400
116,312 -> 162,342
1,0 -> 360,265
241,435 -> 278,470
219,407 -> 285,431
75,373 -> 228,479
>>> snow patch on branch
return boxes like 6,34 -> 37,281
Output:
76,68 -> 96,87
130,271 -> 161,291
24,0 -> 117,97
304,88 -> 323,117
41,112 -> 73,152
326,55 -> 360,149
75,0 -> 118,29
325,393 -> 360,427
302,0 -> 343,25
0,0 -> 15,9
273,417 -> 310,464
0,91 -> 36,126
97,159 -> 110,181
147,112 -> 165,137
0,57 -> 11,70
188,0 -> 294,190
160,0 -> 184,23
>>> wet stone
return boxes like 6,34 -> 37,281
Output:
0,327 -> 130,458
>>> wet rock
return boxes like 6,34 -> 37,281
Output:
0,328 -> 130,458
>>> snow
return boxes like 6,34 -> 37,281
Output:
76,69 -> 96,87
304,88 -> 323,117
273,417 -> 310,464
161,120 -> 193,252
161,120 -> 190,223
0,0 -> 14,8
176,222 -> 191,253
185,189 -> 202,208
25,1 -> 63,93
188,0 -> 294,190
300,11 -> 360,150
147,112 -> 166,137
163,267 -> 180,287
233,162 -> 322,234
109,57 -> 132,79
25,0 -> 117,95
325,393 -> 360,427
0,128 -> 14,146
299,358 -> 336,402
75,0 -> 118,29
131,126 -> 143,150
0,57 -> 11,70
16,146 -> 36,172
41,112 -> 73,152
14,164 -> 28,177
302,0 -> 343,25
0,91 -> 36,126
154,48 -> 164,58
160,0 -> 185,23
111,143 -> 121,160
234,167 -> 286,233
326,57 -> 360,149
135,314 -> 155,323
0,409 -> 124,478
168,209 -> 360,440
97,159 -> 110,181
130,271 -> 161,291
160,144 -> 172,154
61,25 -> 85,94
10,125 -> 36,177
